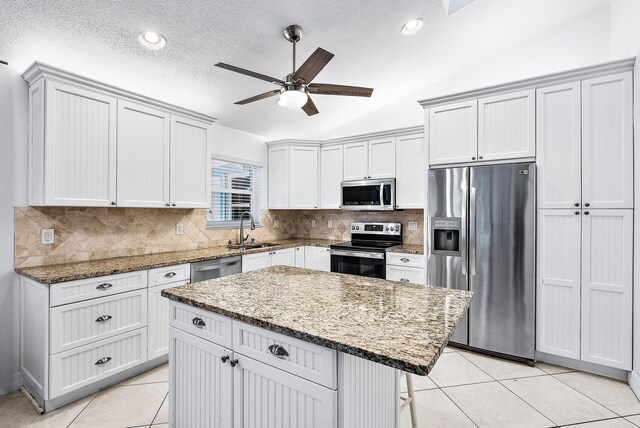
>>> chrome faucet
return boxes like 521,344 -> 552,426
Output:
239,211 -> 255,246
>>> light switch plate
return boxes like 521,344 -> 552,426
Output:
327,220 -> 333,229
311,220 -> 316,228
175,224 -> 184,235
408,221 -> 418,231
274,220 -> 280,229
41,229 -> 54,245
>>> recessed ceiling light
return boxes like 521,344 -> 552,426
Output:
401,19 -> 423,36
138,31 -> 167,50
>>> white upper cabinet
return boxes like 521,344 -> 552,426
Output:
429,100 -> 478,165
289,145 -> 319,209
117,101 -> 170,208
395,134 -> 425,209
536,83 -> 582,209
581,72 -> 633,209
581,209 -> 633,370
478,89 -> 535,161
36,80 -> 117,206
368,137 -> 396,179
170,116 -> 210,208
319,145 -> 343,209
343,141 -> 369,181
267,146 -> 290,209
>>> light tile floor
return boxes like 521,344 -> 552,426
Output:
1,347 -> 639,427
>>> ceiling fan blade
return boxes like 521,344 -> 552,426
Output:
215,62 -> 285,86
234,90 -> 281,105
308,83 -> 373,97
292,48 -> 334,83
301,96 -> 319,116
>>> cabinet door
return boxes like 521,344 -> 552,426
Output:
582,72 -> 633,209
343,141 -> 368,181
170,116 -> 210,208
268,146 -> 290,208
478,89 -> 535,161
233,354 -> 336,428
242,252 -> 271,273
307,247 -> 331,272
289,146 -> 319,209
44,80 -> 117,206
117,101 -> 170,208
581,209 -> 632,370
270,248 -> 295,267
385,265 -> 425,285
428,100 -> 477,165
169,327 -> 233,428
536,210 -> 581,359
149,282 -> 187,360
536,83 -> 582,209
294,246 -> 306,267
395,133 -> 425,208
320,145 -> 343,209
368,137 -> 395,179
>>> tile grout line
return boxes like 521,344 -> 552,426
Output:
559,415 -> 633,427
149,391 -> 169,426
551,373 -> 627,418
0,395 -> 25,417
437,385 -> 480,428
66,391 -> 100,428
496,379 -> 561,427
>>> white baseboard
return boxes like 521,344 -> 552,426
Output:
536,351 -> 629,381
0,371 -> 22,396
628,371 -> 640,399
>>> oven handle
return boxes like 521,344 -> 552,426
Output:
330,249 -> 385,260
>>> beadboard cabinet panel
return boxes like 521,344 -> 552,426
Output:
148,281 -> 187,360
582,72 -> 633,209
320,145 -> 343,209
343,141 -> 369,181
268,146 -> 290,209
117,101 -> 170,208
270,248 -> 296,267
170,116 -> 210,208
536,83 -> 582,209
395,134 -> 425,208
368,137 -> 396,179
304,247 -> 331,272
428,100 -> 478,165
290,146 -> 319,209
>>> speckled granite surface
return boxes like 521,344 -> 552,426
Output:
387,244 -> 424,255
162,265 -> 472,375
15,239 -> 341,284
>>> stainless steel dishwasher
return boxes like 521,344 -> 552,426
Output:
190,256 -> 242,282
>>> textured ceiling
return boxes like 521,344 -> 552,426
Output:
1,0 -> 610,139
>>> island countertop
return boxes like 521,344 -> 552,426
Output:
162,265 -> 472,376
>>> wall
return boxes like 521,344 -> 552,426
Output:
0,66 -> 28,394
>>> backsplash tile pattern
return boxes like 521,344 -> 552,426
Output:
14,207 -> 423,268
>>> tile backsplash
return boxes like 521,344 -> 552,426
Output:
14,207 -> 423,268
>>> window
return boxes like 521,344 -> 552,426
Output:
206,157 -> 262,229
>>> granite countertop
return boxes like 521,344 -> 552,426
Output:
387,244 -> 424,255
15,239 -> 342,284
162,265 -> 472,376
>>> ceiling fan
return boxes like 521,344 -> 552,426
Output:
215,25 -> 374,116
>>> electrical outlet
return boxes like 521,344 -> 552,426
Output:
311,220 -> 316,228
273,220 -> 280,229
408,221 -> 418,231
41,229 -> 54,245
175,224 -> 184,235
327,220 -> 333,229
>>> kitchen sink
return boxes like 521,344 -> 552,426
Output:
227,242 -> 279,250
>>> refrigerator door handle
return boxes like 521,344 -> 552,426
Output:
461,187 -> 468,276
470,186 -> 477,276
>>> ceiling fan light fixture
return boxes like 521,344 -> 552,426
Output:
138,31 -> 167,50
277,87 -> 308,109
401,18 -> 423,35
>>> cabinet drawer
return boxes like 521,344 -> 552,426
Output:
169,301 -> 232,348
386,265 -> 425,285
49,328 -> 147,398
386,252 -> 425,268
50,289 -> 147,354
50,271 -> 148,307
148,263 -> 190,287
233,321 -> 337,389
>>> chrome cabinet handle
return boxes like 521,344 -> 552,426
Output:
164,272 -> 176,279
400,258 -> 410,262
575,211 -> 580,215
268,344 -> 289,359
165,203 -> 170,207
400,278 -> 410,283
95,315 -> 112,323
584,211 -> 590,215
172,203 -> 176,207
192,317 -> 206,327
95,357 -> 112,365
221,355 -> 229,363
96,283 -> 113,290
110,201 -> 116,206
584,203 -> 590,207
230,359 -> 239,367
575,203 -> 580,207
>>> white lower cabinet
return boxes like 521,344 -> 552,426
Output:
270,248 -> 296,267
148,280 -> 188,359
242,248 -> 296,273
295,246 -> 306,267
385,252 -> 425,285
304,247 -> 331,272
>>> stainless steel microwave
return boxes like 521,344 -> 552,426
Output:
340,178 -> 395,211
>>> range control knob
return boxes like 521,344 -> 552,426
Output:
356,226 -> 360,230
395,226 -> 400,231
351,226 -> 355,230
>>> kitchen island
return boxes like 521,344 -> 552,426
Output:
162,265 -> 472,428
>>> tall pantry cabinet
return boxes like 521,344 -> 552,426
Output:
536,71 -> 633,370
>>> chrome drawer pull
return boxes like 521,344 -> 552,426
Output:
95,315 -> 113,322
95,357 -> 112,365
230,358 -> 239,368
164,272 -> 177,279
192,317 -> 206,327
96,283 -> 113,290
400,258 -> 410,262
268,344 -> 289,359
400,278 -> 410,283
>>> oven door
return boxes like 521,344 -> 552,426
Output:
330,249 -> 386,278
340,179 -> 395,211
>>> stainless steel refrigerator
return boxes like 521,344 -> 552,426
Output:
427,163 -> 535,360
